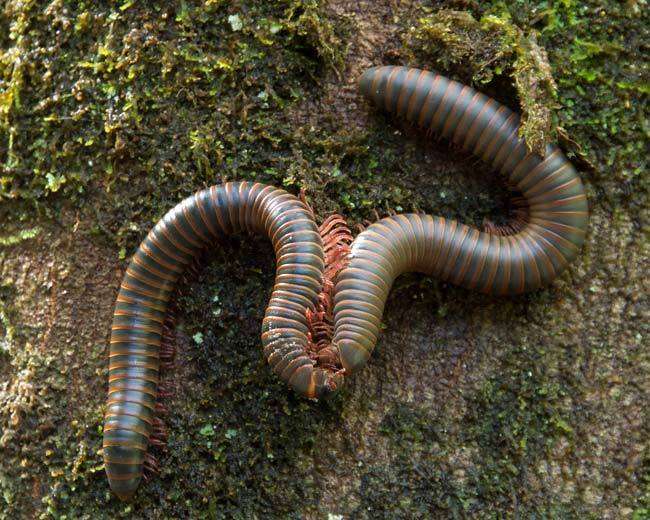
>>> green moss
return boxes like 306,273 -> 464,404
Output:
0,226 -> 39,246
405,9 -> 558,155
633,459 -> 650,519
283,0 -> 349,78
405,10 -> 511,85
0,0 -> 350,215
0,280 -> 17,355
461,349 -> 580,515
405,2 -> 648,184
348,334 -> 595,517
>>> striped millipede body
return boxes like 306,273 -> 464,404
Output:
330,65 -> 588,374
104,182 -> 345,500
104,65 -> 588,501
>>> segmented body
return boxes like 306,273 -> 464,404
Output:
104,66 -> 589,501
331,66 -> 589,374
104,182 -> 343,500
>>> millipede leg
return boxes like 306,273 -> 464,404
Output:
143,452 -> 160,480
482,190 -> 530,236
306,214 -> 353,363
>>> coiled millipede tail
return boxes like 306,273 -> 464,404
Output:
103,66 -> 588,500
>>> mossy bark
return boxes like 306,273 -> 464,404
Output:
0,0 -> 647,518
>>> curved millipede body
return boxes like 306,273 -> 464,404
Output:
104,66 -> 589,501
332,65 -> 589,374
104,182 -> 344,500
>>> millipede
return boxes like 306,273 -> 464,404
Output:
104,182 -> 349,500
103,66 -> 588,500
331,65 -> 588,374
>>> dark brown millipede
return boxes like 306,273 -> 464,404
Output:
104,182 -> 345,500
331,65 -> 588,373
104,65 -> 588,500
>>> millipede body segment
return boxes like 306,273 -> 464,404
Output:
104,182 -> 344,500
332,65 -> 589,374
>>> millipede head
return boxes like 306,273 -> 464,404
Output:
289,364 -> 345,400
318,368 -> 345,401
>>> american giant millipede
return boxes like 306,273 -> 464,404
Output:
330,65 -> 588,374
103,66 -> 588,500
104,182 -> 348,499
